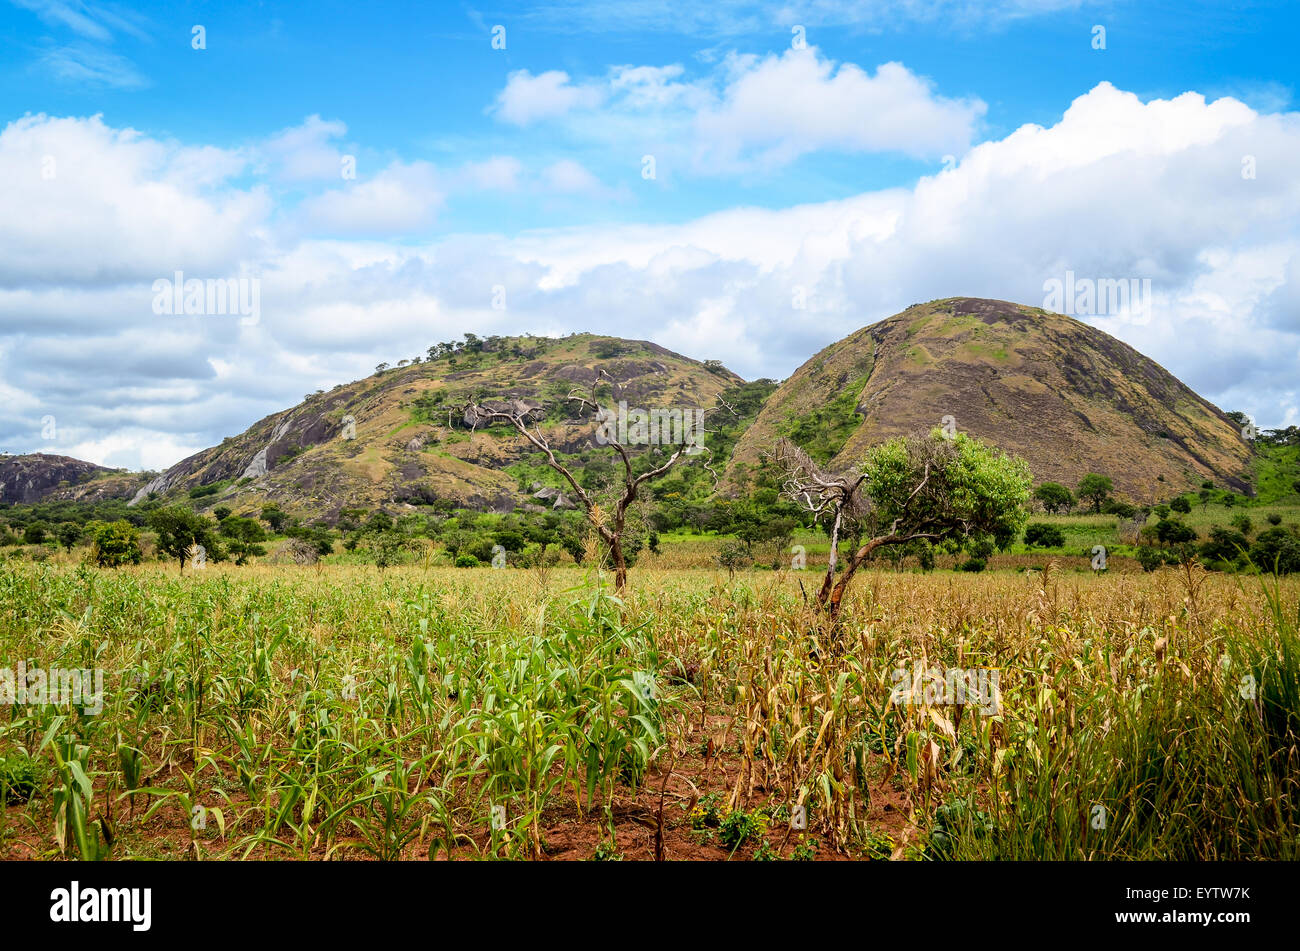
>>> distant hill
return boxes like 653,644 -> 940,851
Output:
727,298 -> 1254,501
3,305 -> 1261,519
124,334 -> 743,521
0,453 -> 138,505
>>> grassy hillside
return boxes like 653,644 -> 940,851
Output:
127,333 -> 744,523
729,298 -> 1255,501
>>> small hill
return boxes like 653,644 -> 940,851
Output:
0,453 -> 138,505
130,334 -> 743,521
727,298 -> 1254,500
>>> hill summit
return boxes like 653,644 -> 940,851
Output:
727,298 -> 1253,500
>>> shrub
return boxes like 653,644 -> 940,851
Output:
1136,546 -> 1165,572
89,520 -> 142,568
1200,527 -> 1249,565
1024,523 -> 1066,548
1249,528 -> 1300,575
454,554 -> 479,568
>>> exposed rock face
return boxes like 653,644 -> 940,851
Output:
0,453 -> 127,504
240,448 -> 269,481
11,333 -> 739,518
530,485 -> 578,509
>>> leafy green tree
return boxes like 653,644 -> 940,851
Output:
1076,473 -> 1113,514
55,522 -> 81,552
148,506 -> 219,573
213,506 -> 232,522
813,431 -> 1031,618
368,532 -> 406,570
89,520 -> 142,568
1033,482 -> 1073,514
220,516 -> 267,565
1155,518 -> 1197,546
261,504 -> 288,532
1199,526 -> 1249,565
22,522 -> 47,545
1170,496 -> 1192,515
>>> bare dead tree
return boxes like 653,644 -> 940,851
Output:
770,438 -> 868,608
462,375 -> 707,590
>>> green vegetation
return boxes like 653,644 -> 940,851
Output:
779,373 -> 869,466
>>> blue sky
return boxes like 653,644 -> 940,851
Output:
5,0 -> 1293,229
1,0 -> 1298,468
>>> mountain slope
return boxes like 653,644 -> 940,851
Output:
728,298 -> 1253,500
131,334 -> 743,520
0,453 -> 139,505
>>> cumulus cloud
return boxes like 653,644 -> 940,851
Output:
296,161 -> 443,234
3,81 -> 1300,470
490,48 -> 984,170
493,70 -> 605,124
696,53 -> 985,164
0,114 -> 264,287
261,115 -> 351,183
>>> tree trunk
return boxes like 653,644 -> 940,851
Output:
610,536 -> 628,591
818,535 -> 897,620
817,508 -> 844,605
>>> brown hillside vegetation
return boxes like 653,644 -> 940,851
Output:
728,297 -> 1253,500
125,334 -> 741,521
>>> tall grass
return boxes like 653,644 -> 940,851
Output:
0,560 -> 1297,859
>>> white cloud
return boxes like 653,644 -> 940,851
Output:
696,52 -> 985,164
490,48 -> 984,170
4,82 -> 1300,470
540,159 -> 611,195
457,156 -> 525,191
262,115 -> 350,183
493,70 -> 604,125
296,161 -> 443,234
0,114 -> 264,286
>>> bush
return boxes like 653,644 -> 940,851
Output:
1200,527 -> 1250,565
1136,546 -> 1165,572
89,520 -> 143,568
1024,523 -> 1066,548
1102,499 -> 1138,519
1249,528 -> 1300,575
959,557 -> 987,572
454,554 -> 480,568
